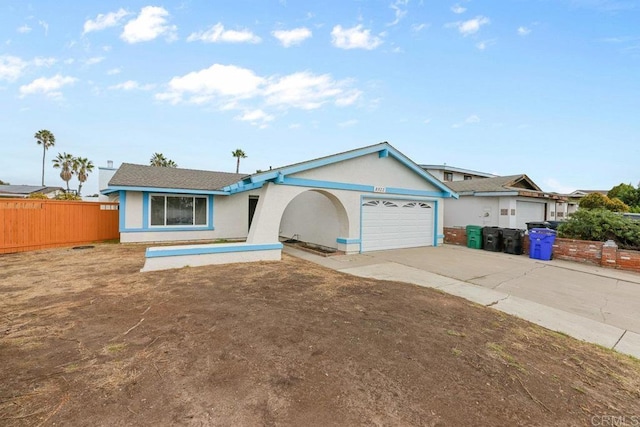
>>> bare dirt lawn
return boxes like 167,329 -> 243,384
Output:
1,243 -> 639,426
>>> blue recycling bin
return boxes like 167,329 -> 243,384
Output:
528,228 -> 557,260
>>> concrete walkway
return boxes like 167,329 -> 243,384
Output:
284,244 -> 640,359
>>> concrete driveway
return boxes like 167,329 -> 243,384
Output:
284,244 -> 640,359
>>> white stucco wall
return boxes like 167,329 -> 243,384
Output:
212,190 -> 262,239
444,196 -> 501,228
294,153 -> 441,192
280,191 -> 340,249
124,191 -> 143,229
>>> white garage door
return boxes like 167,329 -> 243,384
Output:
516,201 -> 546,229
361,199 -> 434,252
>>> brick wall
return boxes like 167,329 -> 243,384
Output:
444,227 -> 467,246
443,227 -> 640,274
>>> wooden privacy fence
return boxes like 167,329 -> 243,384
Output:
0,199 -> 120,254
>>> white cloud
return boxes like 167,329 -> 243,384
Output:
157,64 -> 264,104
236,109 -> 274,127
187,23 -> 261,44
264,72 -> 360,110
331,25 -> 383,50
19,74 -> 77,98
423,118 -> 432,124
476,39 -> 496,50
107,67 -> 122,75
32,57 -> 56,67
83,9 -> 129,34
517,26 -> 531,36
411,23 -> 429,33
338,119 -> 358,127
121,6 -> 177,43
0,55 -> 27,81
272,27 -> 312,47
388,0 -> 409,26
449,16 -> 490,36
156,64 -> 362,123
451,4 -> 467,14
452,114 -> 480,128
17,25 -> 32,34
109,80 -> 154,91
39,20 -> 49,36
84,56 -> 104,66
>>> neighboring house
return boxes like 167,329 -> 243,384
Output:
420,165 -> 497,183
103,142 -> 457,254
442,174 -> 568,229
0,185 -> 64,199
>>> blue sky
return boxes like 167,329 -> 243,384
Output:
1,0 -> 639,196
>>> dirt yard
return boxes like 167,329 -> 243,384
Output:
1,244 -> 639,426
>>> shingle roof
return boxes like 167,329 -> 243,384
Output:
0,185 -> 62,194
445,174 -> 540,193
108,163 -> 247,191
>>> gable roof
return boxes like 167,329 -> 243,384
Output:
0,185 -> 63,196
446,174 -> 542,193
420,164 -> 497,178
227,142 -> 457,197
108,163 -> 246,193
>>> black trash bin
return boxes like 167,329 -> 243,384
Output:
526,221 -> 551,231
482,226 -> 503,252
502,228 -> 525,255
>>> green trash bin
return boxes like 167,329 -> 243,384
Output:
466,225 -> 483,249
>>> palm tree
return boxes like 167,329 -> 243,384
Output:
150,153 -> 177,167
52,152 -> 75,192
34,130 -> 55,186
73,157 -> 94,196
232,149 -> 247,173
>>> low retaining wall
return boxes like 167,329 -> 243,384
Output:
141,242 -> 283,272
444,226 -> 640,274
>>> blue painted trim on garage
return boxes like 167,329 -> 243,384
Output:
146,243 -> 283,258
336,237 -> 361,244
118,190 -> 126,232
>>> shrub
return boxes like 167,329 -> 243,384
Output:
559,208 -> 640,250
27,192 -> 49,199
55,192 -> 82,201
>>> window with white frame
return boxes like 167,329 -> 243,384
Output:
150,195 -> 207,227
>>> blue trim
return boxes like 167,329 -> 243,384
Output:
142,192 -> 150,229
146,243 -> 283,258
433,200 -> 439,246
379,149 -> 388,158
121,227 -> 215,233
223,181 -> 265,195
107,185 -> 228,195
208,195 -> 214,228
336,237 -> 360,244
118,190 -> 126,233
243,142 -> 458,198
279,177 -> 447,198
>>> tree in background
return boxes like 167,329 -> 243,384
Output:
0,179 -> 9,185
232,149 -> 247,173
579,192 -> 629,212
73,157 -> 94,196
608,183 -> 640,209
34,130 -> 55,186
52,152 -> 75,192
150,153 -> 178,167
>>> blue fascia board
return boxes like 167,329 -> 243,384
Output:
247,143 -> 389,184
281,177 -> 447,198
107,185 -> 229,195
121,226 -> 214,232
223,181 -> 265,194
118,190 -> 126,232
336,238 -> 361,244
146,243 -> 283,258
